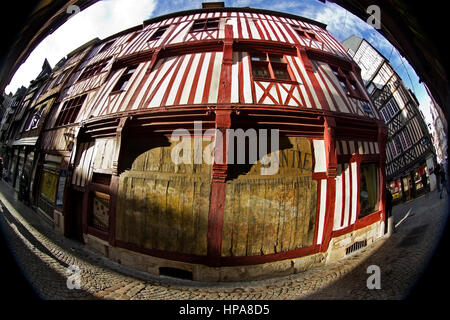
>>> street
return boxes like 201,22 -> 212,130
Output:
0,180 -> 448,300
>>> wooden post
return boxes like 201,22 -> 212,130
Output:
377,122 -> 388,229
206,23 -> 233,266
206,110 -> 231,266
108,116 -> 128,246
320,116 -> 337,252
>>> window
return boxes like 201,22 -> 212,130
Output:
111,65 -> 138,92
250,53 -> 291,80
149,26 -> 168,41
391,136 -> 402,158
330,65 -> 364,99
55,94 -> 86,127
126,32 -> 139,43
54,71 -> 66,86
398,130 -> 412,150
291,24 -> 317,40
78,59 -> 110,81
191,18 -> 220,32
385,97 -> 400,117
98,41 -> 114,53
359,163 -> 379,217
24,108 -> 44,131
380,107 -> 390,123
90,191 -> 110,231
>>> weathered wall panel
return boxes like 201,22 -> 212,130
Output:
222,137 -> 318,257
116,138 -> 212,256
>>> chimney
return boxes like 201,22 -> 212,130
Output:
202,2 -> 225,9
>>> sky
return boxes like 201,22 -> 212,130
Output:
4,0 -> 434,125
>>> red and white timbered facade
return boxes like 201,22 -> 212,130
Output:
40,6 -> 387,281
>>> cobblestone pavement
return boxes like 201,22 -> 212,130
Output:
0,180 -> 448,300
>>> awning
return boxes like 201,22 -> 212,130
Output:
12,136 -> 38,146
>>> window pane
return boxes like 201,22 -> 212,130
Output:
252,64 -> 270,78
273,66 -> 290,80
206,20 -> 219,29
192,20 -> 206,31
359,163 -> 379,217
269,55 -> 284,63
250,54 -> 266,61
338,78 -> 348,91
150,26 -> 168,40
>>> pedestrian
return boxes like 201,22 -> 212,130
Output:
0,158 -> 3,181
385,186 -> 394,234
435,164 -> 441,192
421,171 -> 428,194
19,172 -> 29,204
439,166 -> 448,199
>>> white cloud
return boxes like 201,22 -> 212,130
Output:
5,0 -> 156,94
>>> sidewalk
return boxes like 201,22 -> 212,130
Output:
0,179 -> 448,300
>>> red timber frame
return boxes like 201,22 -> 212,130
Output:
72,15 -> 386,268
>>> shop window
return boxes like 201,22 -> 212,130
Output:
111,65 -> 138,92
191,18 -> 220,32
359,163 -> 379,217
78,59 -> 110,81
38,170 -> 59,219
330,65 -> 365,99
149,25 -> 169,41
55,94 -> 87,127
250,53 -> 291,81
90,191 -> 110,231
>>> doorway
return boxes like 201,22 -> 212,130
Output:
65,189 -> 84,242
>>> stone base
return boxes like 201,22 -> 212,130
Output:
325,221 -> 384,263
83,221 -> 383,282
83,234 -> 326,282
53,209 -> 64,234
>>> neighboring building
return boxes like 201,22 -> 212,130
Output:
1,4 -> 388,281
38,38 -> 100,233
0,86 -> 27,174
3,60 -> 51,194
0,92 -> 13,121
342,36 -> 435,202
426,85 -> 448,166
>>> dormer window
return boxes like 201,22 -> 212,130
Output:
191,18 -> 220,32
291,25 -> 318,40
99,41 -> 114,53
111,65 -> 138,93
149,26 -> 169,41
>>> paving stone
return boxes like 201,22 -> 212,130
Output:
0,181 -> 448,300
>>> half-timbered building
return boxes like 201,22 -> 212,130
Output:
4,60 -> 51,197
36,39 -> 100,229
342,36 -> 435,204
13,4 -> 388,281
